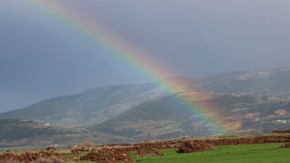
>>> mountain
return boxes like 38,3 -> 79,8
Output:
91,92 -> 290,141
0,84 -> 164,126
1,66 -> 290,128
0,119 -> 129,148
1,67 -> 290,146
2,91 -> 289,147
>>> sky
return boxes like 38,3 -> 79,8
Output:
1,0 -> 290,113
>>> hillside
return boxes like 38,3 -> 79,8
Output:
0,84 -> 164,126
0,119 -> 129,148
92,92 -> 290,141
2,92 -> 289,147
187,67 -> 290,100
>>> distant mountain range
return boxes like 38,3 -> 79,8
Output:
2,67 -> 290,127
1,67 -> 290,146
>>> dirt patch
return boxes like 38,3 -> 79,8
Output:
133,144 -> 164,157
80,147 -> 133,162
272,130 -> 290,134
0,151 -> 64,163
71,147 -> 89,154
244,112 -> 261,119
177,141 -> 215,153
274,109 -> 288,116
280,143 -> 290,148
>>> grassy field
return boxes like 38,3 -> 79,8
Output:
132,143 -> 290,163
1,142 -> 290,162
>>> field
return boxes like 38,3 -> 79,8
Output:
132,143 -> 290,163
1,131 -> 290,162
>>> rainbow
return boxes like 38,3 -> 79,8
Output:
13,0 -> 229,135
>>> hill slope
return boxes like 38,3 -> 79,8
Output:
92,92 -> 290,141
186,67 -> 290,100
0,119 -> 128,147
0,84 -> 164,126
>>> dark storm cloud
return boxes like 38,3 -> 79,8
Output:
0,0 -> 290,112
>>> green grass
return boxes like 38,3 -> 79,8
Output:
132,143 -> 290,163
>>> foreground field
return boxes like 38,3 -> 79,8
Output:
1,132 -> 290,162
2,143 -> 289,163
132,143 -> 290,163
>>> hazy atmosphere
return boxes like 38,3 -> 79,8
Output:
1,0 -> 290,113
